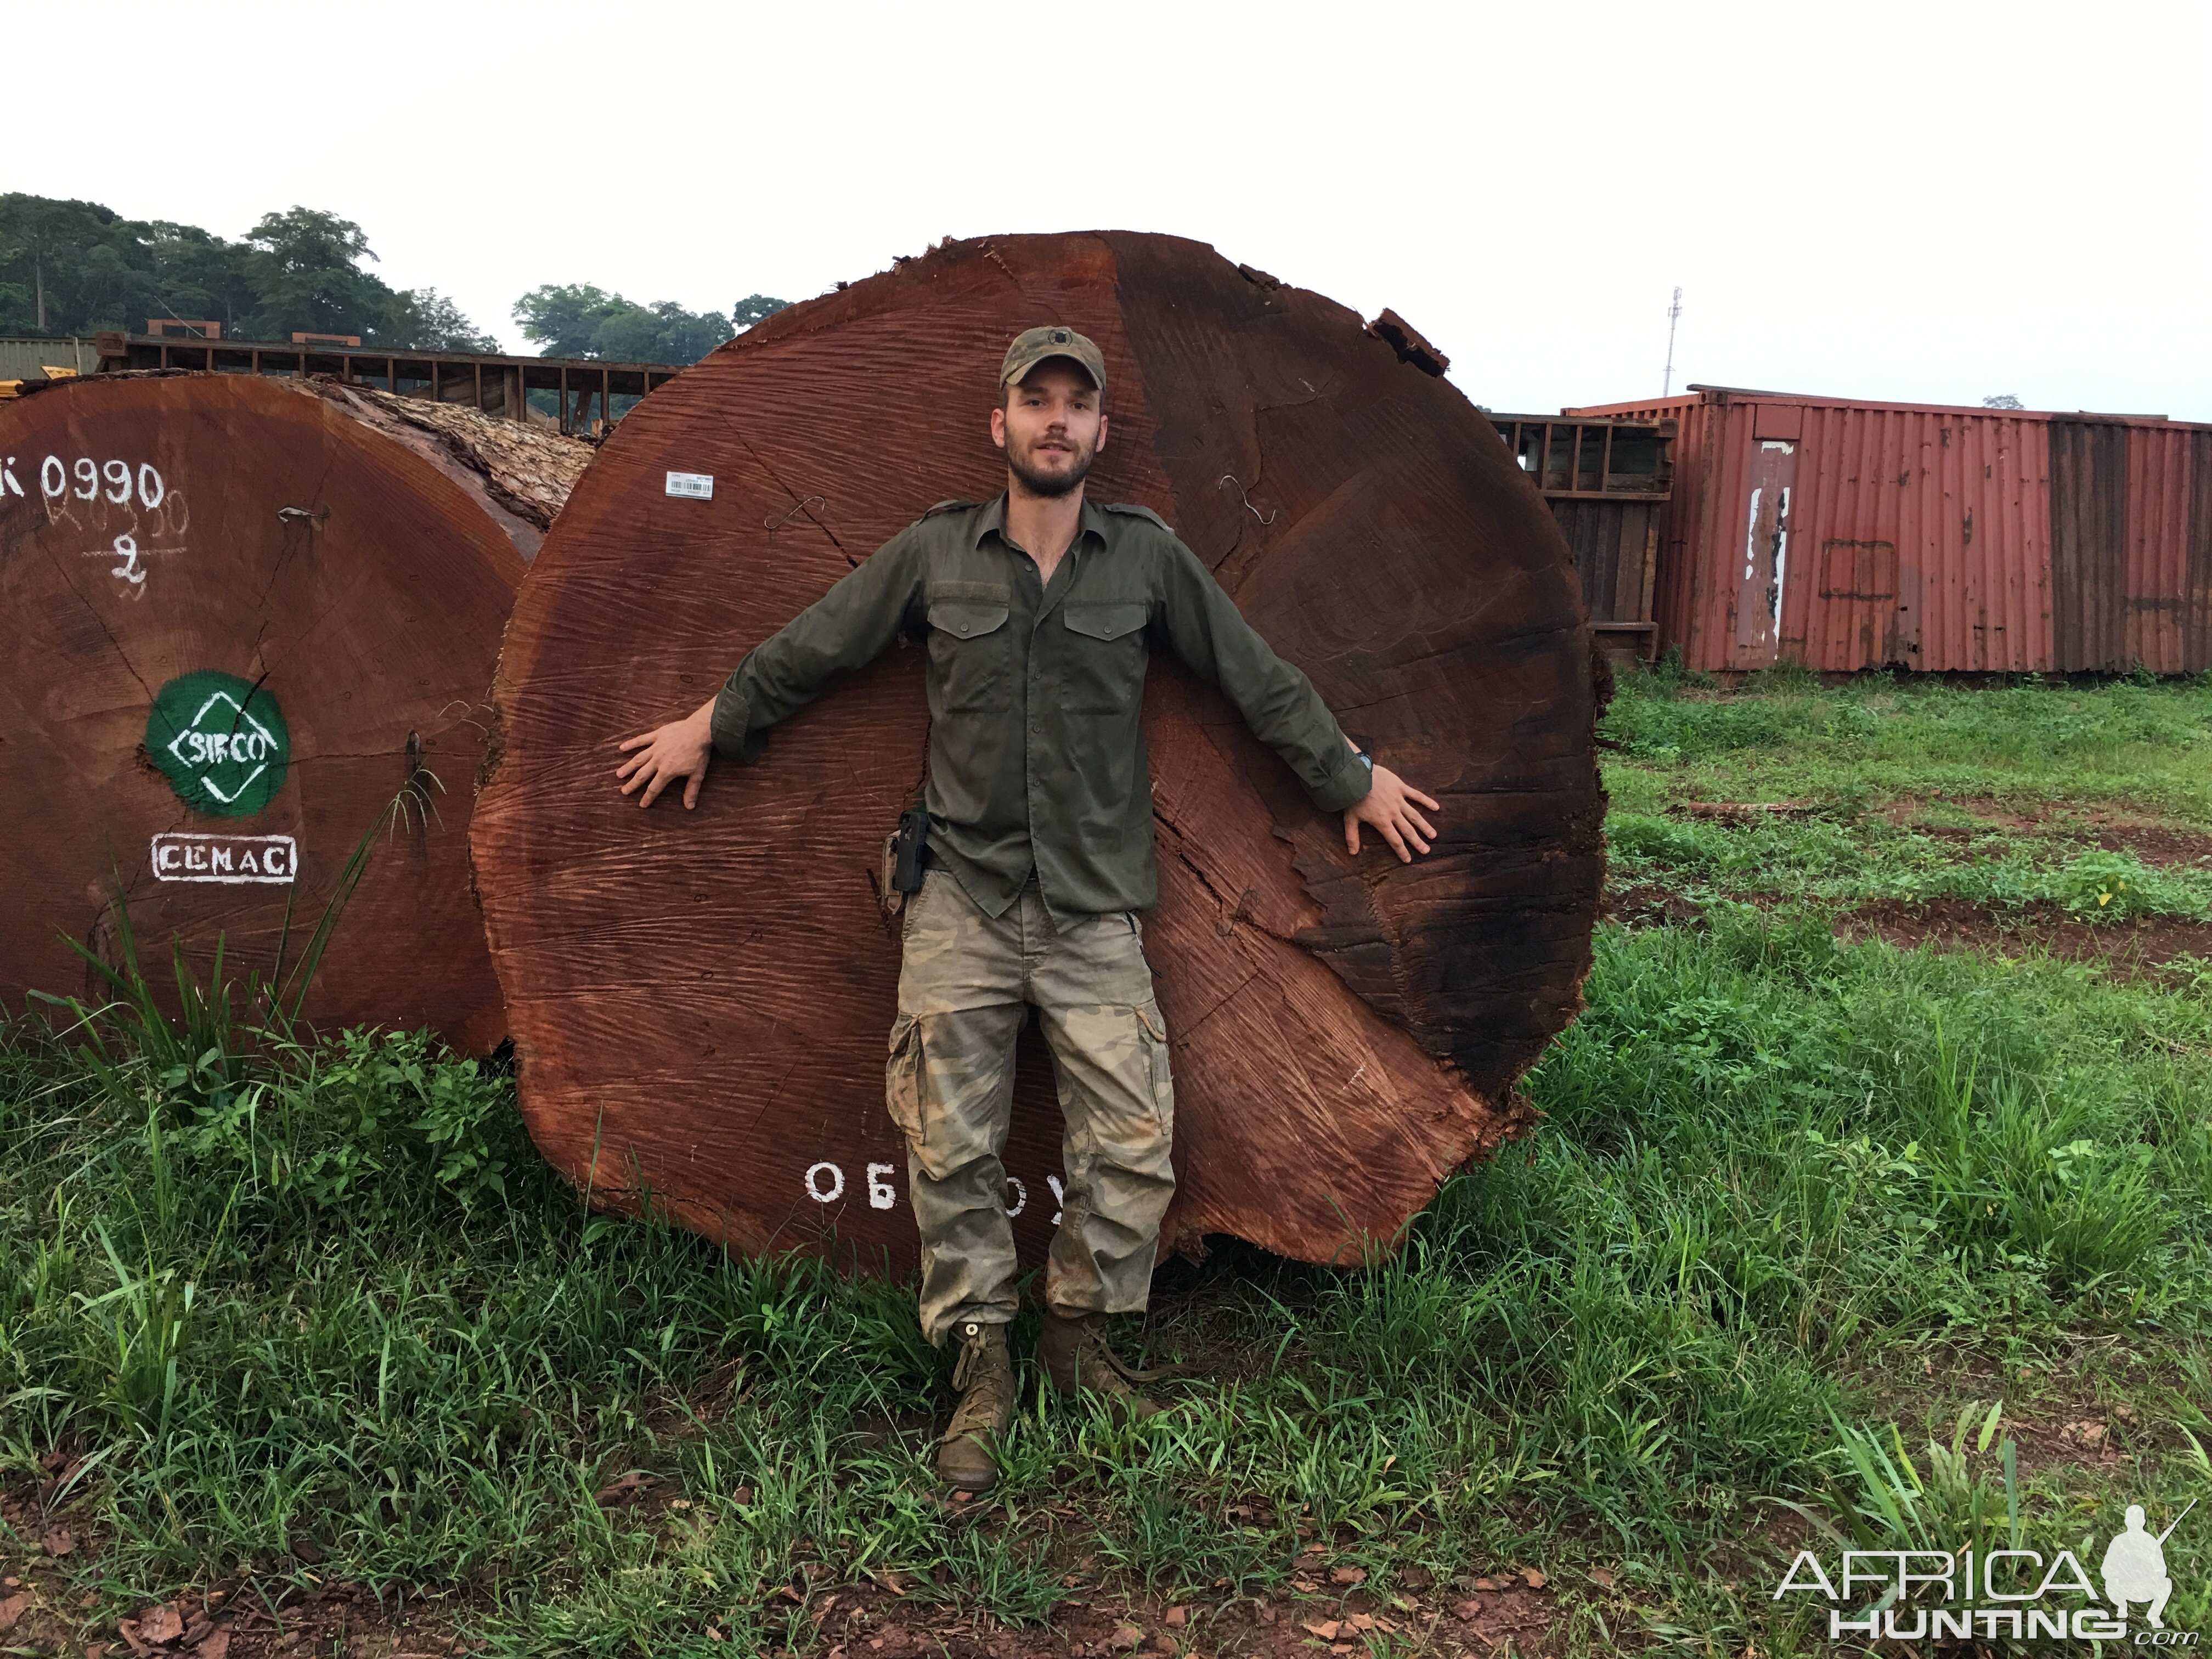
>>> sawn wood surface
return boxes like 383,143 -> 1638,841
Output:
473,232 -> 1605,1272
0,373 -> 571,1050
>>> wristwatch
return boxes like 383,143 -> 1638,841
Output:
1353,748 -> 1374,771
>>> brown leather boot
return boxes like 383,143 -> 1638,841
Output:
1037,1310 -> 1171,1420
935,1320 -> 1014,1491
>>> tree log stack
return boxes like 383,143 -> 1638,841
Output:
0,372 -> 586,1049
473,231 -> 1606,1272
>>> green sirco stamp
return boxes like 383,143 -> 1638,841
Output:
146,671 -> 290,818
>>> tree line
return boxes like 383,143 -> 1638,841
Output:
0,194 -> 782,364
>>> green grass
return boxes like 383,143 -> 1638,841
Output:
1606,662 -> 2212,816
1602,667 -> 2212,918
1606,809 -> 2212,918
5,678 -> 2211,1656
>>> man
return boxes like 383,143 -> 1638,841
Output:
614,326 -> 1440,1492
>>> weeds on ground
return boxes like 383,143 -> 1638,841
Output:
1602,670 -> 2212,917
1605,668 -> 2212,809
4,902 -> 2207,1654
1608,810 -> 2212,918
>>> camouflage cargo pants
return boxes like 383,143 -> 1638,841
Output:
887,867 -> 1176,1348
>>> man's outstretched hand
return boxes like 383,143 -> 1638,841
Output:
1345,761 -> 1440,861
615,698 -> 716,809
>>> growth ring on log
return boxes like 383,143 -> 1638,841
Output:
0,373 -> 583,1049
474,230 -> 1604,1271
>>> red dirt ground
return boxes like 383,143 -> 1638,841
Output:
1875,797 -> 2212,868
1,1476 -> 1575,1659
1606,881 -> 2210,979
1836,898 -> 2212,974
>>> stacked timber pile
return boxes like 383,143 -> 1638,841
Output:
0,371 -> 588,1050
472,230 -> 1605,1272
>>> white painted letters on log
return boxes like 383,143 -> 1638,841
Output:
149,832 -> 298,885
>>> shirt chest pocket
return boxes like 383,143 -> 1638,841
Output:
926,595 -> 1012,712
1060,601 -> 1150,714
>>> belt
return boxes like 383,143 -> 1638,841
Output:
921,844 -> 949,871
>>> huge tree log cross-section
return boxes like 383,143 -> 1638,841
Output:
473,232 -> 1604,1272
0,372 -> 585,1049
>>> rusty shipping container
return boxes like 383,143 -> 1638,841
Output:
1492,413 -> 1674,662
1566,386 -> 2212,674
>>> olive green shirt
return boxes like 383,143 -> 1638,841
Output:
711,493 -> 1370,927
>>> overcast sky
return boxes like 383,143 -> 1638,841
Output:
26,1 -> 2210,420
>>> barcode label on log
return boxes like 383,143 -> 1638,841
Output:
151,832 -> 298,884
665,471 -> 714,500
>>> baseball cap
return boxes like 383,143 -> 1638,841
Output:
1000,325 -> 1105,393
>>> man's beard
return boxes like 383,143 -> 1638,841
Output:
1007,436 -> 1095,498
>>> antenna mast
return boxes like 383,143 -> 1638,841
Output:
1662,286 -> 1683,397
